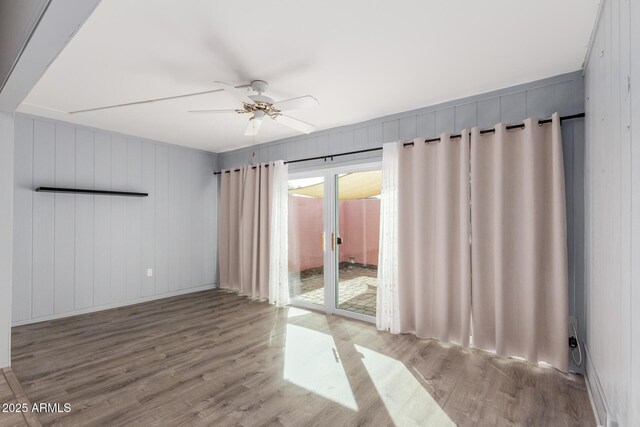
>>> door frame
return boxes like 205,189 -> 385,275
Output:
288,161 -> 381,324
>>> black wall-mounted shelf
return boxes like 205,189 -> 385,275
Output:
35,187 -> 148,197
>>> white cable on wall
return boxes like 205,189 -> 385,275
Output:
571,323 -> 583,367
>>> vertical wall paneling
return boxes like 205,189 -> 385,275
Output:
476,97 -> 501,129
93,133 -> 111,307
555,78 -> 584,116
416,111 -> 436,139
179,149 -> 191,289
525,84 -> 556,118
382,120 -> 399,143
334,131 -> 355,163
155,145 -> 169,294
12,117 -> 33,322
435,107 -> 454,135
190,151 -> 204,289
125,139 -> 142,300
167,148 -> 180,292
0,113 -> 14,367
353,127 -> 368,151
561,122 -> 576,320
203,155 -> 216,285
572,120 -> 586,345
367,123 -> 383,158
398,116 -> 417,141
583,0 -> 637,425
499,91 -> 527,124
53,124 -> 75,315
328,133 -> 342,161
630,0 -> 640,424
13,115 -> 218,324
74,129 -> 94,310
141,142 -> 156,297
268,143 -> 286,164
31,120 -> 55,319
110,137 -> 127,303
454,102 -> 477,131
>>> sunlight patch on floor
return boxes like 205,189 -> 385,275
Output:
284,324 -> 358,411
355,345 -> 454,426
286,307 -> 313,318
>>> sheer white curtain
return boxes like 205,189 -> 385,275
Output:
269,160 -> 290,307
376,142 -> 401,333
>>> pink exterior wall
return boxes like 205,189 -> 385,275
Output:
288,195 -> 380,271
338,199 -> 380,267
288,196 -> 324,271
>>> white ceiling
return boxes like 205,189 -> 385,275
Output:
18,0 -> 599,153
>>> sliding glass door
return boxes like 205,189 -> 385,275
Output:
288,175 -> 326,308
288,164 -> 381,322
334,170 -> 381,317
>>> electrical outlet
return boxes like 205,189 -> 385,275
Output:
568,316 -> 578,335
147,268 -> 153,278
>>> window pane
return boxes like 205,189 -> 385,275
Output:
288,177 -> 324,306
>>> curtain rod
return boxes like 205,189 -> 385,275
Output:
214,112 -> 584,175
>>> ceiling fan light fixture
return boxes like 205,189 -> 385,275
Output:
244,110 -> 264,136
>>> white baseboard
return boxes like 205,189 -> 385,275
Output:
11,284 -> 217,326
584,344 -> 611,426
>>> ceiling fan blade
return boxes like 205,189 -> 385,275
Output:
215,81 -> 255,105
244,116 -> 263,136
272,95 -> 319,111
68,87 -> 235,114
274,114 -> 316,134
188,109 -> 238,114
68,84 -> 251,114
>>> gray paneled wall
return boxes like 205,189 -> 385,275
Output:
583,0 -> 639,425
12,114 -> 218,325
219,70 -> 586,372
1,112 -> 14,367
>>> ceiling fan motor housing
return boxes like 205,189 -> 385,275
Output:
250,80 -> 269,94
248,94 -> 275,105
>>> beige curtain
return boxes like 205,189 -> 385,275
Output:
397,133 -> 471,346
470,113 -> 568,371
219,163 -> 274,298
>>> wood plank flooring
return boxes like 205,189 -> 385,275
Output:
10,290 -> 595,426
0,367 -> 41,427
0,368 -> 27,427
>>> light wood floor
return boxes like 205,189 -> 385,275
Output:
10,290 -> 595,426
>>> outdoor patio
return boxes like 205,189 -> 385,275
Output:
289,264 -> 377,316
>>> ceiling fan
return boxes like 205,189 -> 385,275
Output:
68,79 -> 319,136
189,80 -> 318,136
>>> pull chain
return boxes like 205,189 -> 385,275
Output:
251,118 -> 256,165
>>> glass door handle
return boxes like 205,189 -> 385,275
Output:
331,232 -> 335,251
